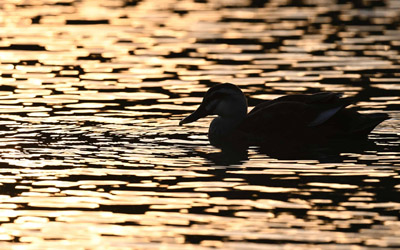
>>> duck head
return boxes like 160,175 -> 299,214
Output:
179,83 -> 248,126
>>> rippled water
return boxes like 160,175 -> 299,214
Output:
0,0 -> 399,249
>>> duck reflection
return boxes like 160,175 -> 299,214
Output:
194,137 -> 390,165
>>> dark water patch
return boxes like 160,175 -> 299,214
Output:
66,20 -> 110,25
0,44 -> 46,51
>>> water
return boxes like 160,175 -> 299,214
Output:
0,0 -> 399,249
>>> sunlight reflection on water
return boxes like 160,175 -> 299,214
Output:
0,0 -> 399,249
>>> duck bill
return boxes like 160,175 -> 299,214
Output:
179,105 -> 209,126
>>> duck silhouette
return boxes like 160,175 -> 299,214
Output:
179,83 -> 389,148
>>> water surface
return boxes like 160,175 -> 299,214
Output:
0,0 -> 399,249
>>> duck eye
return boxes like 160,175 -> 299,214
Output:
204,91 -> 226,111
205,99 -> 219,112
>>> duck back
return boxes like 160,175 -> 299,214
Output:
239,92 -> 389,144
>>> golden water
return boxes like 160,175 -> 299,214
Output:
0,0 -> 399,249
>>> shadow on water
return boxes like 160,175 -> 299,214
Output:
196,145 -> 250,166
258,138 -> 382,162
196,135 -> 399,165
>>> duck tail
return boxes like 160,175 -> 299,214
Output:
351,113 -> 389,136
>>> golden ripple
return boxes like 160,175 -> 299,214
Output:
0,1 -> 399,249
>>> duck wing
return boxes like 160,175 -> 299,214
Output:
240,92 -> 354,141
248,92 -> 344,116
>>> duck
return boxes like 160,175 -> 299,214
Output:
179,83 -> 389,148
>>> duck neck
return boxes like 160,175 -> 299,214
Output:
208,100 -> 247,147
